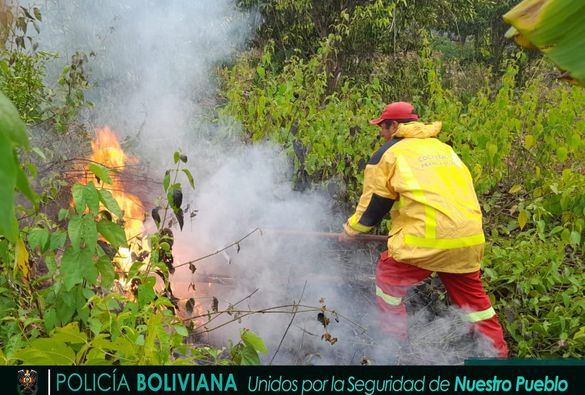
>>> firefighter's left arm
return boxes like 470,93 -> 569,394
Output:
344,151 -> 397,235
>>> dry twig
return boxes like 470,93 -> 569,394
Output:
270,281 -> 307,365
174,228 -> 262,269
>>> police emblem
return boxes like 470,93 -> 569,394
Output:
17,369 -> 38,395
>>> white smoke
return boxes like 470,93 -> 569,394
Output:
32,0 -> 497,364
35,0 -> 249,161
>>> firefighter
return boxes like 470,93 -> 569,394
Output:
342,101 -> 508,358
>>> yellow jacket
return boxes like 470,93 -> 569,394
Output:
346,121 -> 484,273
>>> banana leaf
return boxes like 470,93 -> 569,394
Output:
504,0 -> 585,84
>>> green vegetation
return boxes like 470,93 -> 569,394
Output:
0,3 -> 266,365
0,0 -> 583,364
219,0 -> 584,357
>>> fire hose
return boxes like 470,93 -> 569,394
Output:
262,228 -> 388,243
174,227 -> 388,270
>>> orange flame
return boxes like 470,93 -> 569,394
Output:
88,126 -> 144,241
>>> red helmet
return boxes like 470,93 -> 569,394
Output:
369,102 -> 418,125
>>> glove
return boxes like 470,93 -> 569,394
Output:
342,221 -> 361,237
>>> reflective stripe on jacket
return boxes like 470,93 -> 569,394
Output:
347,121 -> 484,273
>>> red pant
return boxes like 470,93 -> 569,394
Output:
375,251 -> 508,358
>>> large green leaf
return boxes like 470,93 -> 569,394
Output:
28,227 -> 50,252
96,255 -> 115,288
81,214 -> 98,254
15,157 -> 38,207
0,93 -> 35,241
44,308 -> 58,331
88,163 -> 113,185
61,247 -> 94,290
98,189 -> 123,218
97,219 -> 128,249
0,91 -> 28,148
50,231 -> 67,251
239,344 -> 261,365
14,338 -> 76,365
55,289 -> 76,325
68,215 -> 82,250
83,182 -> 100,215
241,328 -> 268,354
51,322 -> 88,345
72,183 -> 85,214
0,141 -> 17,242
504,0 -> 585,83
137,276 -> 156,306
